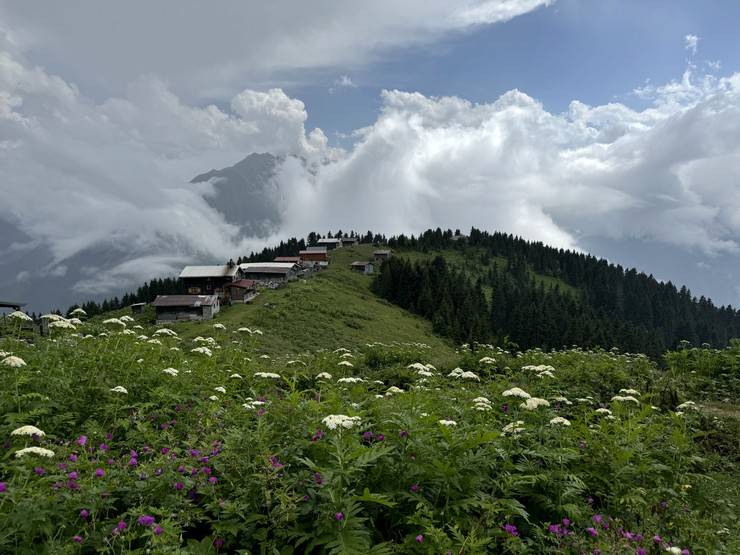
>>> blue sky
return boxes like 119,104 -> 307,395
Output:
297,0 -> 740,143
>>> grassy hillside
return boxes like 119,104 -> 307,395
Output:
161,245 -> 458,362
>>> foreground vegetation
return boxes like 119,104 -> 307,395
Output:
0,314 -> 737,553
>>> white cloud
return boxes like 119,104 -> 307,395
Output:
0,1 -> 552,100
329,75 -> 358,94
685,34 -> 699,55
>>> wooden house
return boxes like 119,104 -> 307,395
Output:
239,262 -> 301,283
151,295 -> 220,323
350,261 -> 375,274
274,256 -> 303,265
224,279 -> 258,303
317,237 -> 342,250
373,249 -> 393,263
178,261 -> 240,298
299,247 -> 329,266
130,302 -> 146,314
342,236 -> 359,246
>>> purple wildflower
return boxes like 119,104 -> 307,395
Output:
592,514 -> 603,524
95,468 -> 105,478
681,550 -> 690,555
69,454 -> 78,462
0,482 -> 6,493
502,403 -> 509,413
208,476 -> 218,485
399,430 -> 409,439
161,447 -> 169,455
415,535 -> 424,543
213,538 -> 224,549
34,467 -> 46,476
311,429 -> 325,442
77,435 -> 87,446
68,471 -> 78,481
335,512 -> 344,521
73,535 -> 83,543
587,527 -> 598,537
362,431 -> 374,441
99,443 -> 109,451
138,515 -> 155,527
410,483 -> 420,493
128,457 -> 138,467
562,518 -> 571,527
79,509 -> 89,519
154,525 -> 163,536
503,524 -> 519,537
376,434 -> 385,442
174,482 -> 184,490
653,535 -> 662,544
637,549 -> 646,555
269,456 -> 284,469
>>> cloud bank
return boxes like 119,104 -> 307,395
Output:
1,22 -> 740,306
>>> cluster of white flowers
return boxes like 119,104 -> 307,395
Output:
229,373 -> 243,379
11,425 -> 45,437
502,387 -> 531,399
520,397 -> 550,410
676,401 -> 698,411
122,329 -> 136,335
254,372 -> 281,379
15,446 -> 55,458
194,336 -> 217,346
316,372 -> 333,380
576,397 -> 594,404
41,313 -> 64,322
407,363 -> 428,372
287,360 -> 306,366
137,335 -> 149,341
214,386 -> 226,394
50,319 -> 77,330
340,352 -> 354,359
502,420 -> 525,435
102,318 -> 126,327
438,419 -> 457,427
2,356 -> 27,368
162,368 -> 179,376
522,364 -> 555,373
70,307 -> 87,317
154,328 -> 178,337
386,386 -> 404,395
337,377 -> 364,384
213,323 -> 226,330
110,386 -> 128,394
537,370 -> 555,378
120,315 -> 135,323
619,388 -> 641,396
243,398 -> 267,409
209,395 -> 219,401
478,356 -> 496,364
594,408 -> 612,415
147,338 -> 162,345
68,318 -> 83,326
417,369 -> 434,377
549,416 -> 571,426
191,347 -> 213,357
611,395 -> 640,404
8,311 -> 32,322
472,396 -> 492,411
447,367 -> 464,377
337,360 -> 354,368
322,414 -> 361,430
551,396 -> 572,405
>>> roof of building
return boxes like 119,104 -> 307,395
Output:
303,246 -> 328,252
179,265 -> 239,279
0,300 -> 27,309
274,256 -> 302,262
226,279 -> 258,289
151,295 -> 218,308
129,302 -> 147,307
317,237 -> 342,243
351,261 -> 373,267
240,263 -> 297,275
374,249 -> 392,255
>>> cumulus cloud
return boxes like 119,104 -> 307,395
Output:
0,1 -> 552,100
685,34 -> 699,55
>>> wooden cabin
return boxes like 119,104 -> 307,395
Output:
299,247 -> 329,266
350,261 -> 375,275
239,262 -> 301,283
224,279 -> 258,303
317,237 -> 342,250
373,249 -> 393,263
151,295 -> 220,323
178,261 -> 240,298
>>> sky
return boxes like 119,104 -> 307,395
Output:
1,0 -> 740,311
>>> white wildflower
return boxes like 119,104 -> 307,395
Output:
472,396 -> 491,405
229,373 -> 243,379
191,347 -> 213,357
237,327 -> 252,333
386,386 -> 404,395
676,401 -> 698,411
154,328 -> 178,337
214,386 -> 226,394
502,421 -> 525,435
209,395 -> 219,401
48,319 -> 74,330
68,318 -> 83,326
479,356 -> 496,364
321,414 -> 361,430
259,354 -> 270,359
447,367 -> 464,377
147,338 -> 162,345
137,335 -> 149,341
133,325 -> 143,330
340,352 -> 354,358
537,370 -> 555,378
287,360 -> 306,366
213,323 -> 226,330
254,372 -> 281,379
407,363 -> 428,372
169,347 -> 180,351
10,425 -> 45,437
474,402 -> 492,411
425,364 -> 437,371
333,348 -> 350,353
595,408 -> 612,415
40,313 -> 63,322
242,400 -> 266,409
337,360 -> 354,368
611,395 -> 640,404
70,308 -> 87,317
502,387 -> 531,399
549,416 -> 571,426
619,388 -> 641,396
337,377 -> 364,384
520,397 -> 550,410
438,419 -> 457,427
417,369 -> 434,377
252,329 -> 263,335
316,372 -> 333,380
162,368 -> 179,376
102,318 -> 126,328
460,371 -> 480,380
665,548 -> 682,555
8,311 -> 32,321
110,386 -> 128,394
551,396 -> 572,405
15,446 -> 55,458
2,356 -> 27,368
119,315 -> 135,323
